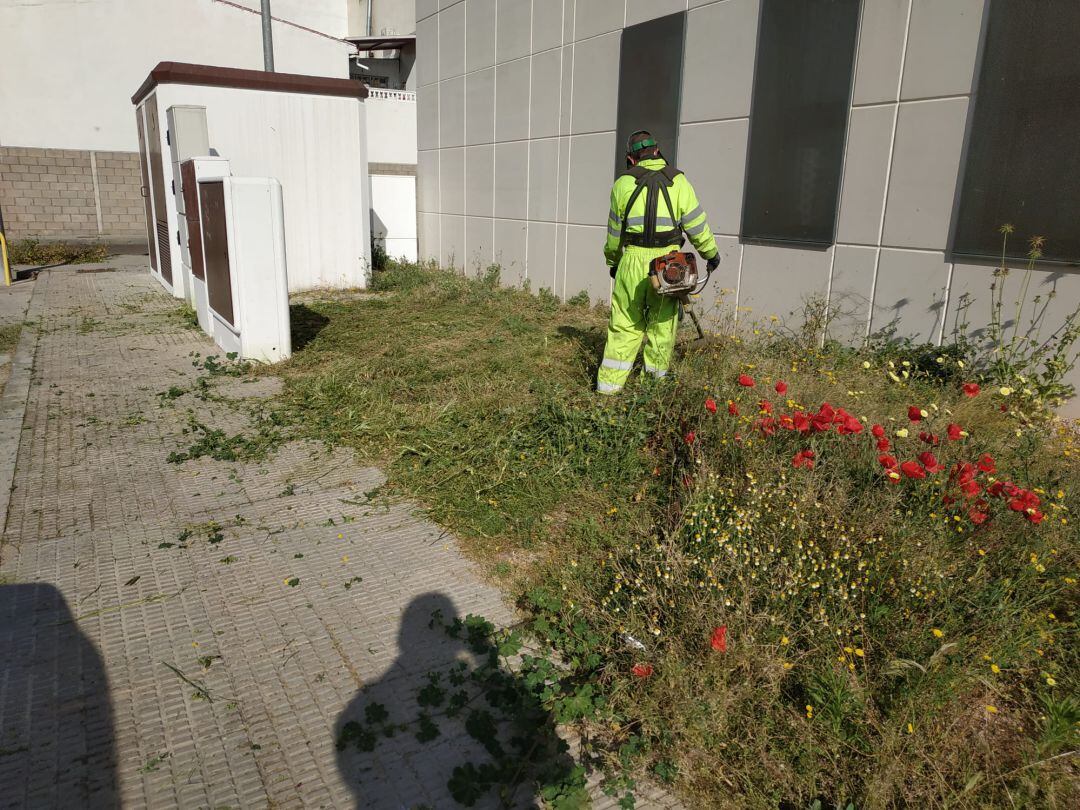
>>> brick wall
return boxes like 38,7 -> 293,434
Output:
0,146 -> 145,242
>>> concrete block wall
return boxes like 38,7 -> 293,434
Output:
0,147 -> 144,242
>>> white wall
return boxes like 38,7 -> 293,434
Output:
0,0 -> 350,153
371,175 -> 418,262
349,0 -> 416,37
153,82 -> 371,290
365,95 -> 418,164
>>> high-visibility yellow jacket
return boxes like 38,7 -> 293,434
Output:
604,157 -> 719,268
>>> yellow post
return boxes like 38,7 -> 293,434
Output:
0,232 -> 10,287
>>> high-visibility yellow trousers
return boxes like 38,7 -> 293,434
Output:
596,245 -> 680,394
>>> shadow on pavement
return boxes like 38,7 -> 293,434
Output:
334,592 -> 578,809
0,582 -> 117,807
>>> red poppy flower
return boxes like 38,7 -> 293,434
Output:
871,424 -> 885,438
757,417 -> 777,436
792,449 -> 816,469
961,478 -> 982,498
963,382 -> 981,397
775,380 -> 788,395
919,431 -> 940,446
878,454 -> 899,469
969,508 -> 989,525
977,453 -> 996,474
986,481 -> 1006,498
759,399 -> 774,414
877,438 -> 891,452
811,403 -> 835,433
907,406 -> 925,422
705,397 -> 718,414
900,460 -> 927,479
779,414 -> 795,430
947,423 -> 964,441
838,415 -> 864,435
918,452 -> 944,473
710,625 -> 728,652
738,374 -> 755,387
684,431 -> 696,445
942,494 -> 956,506
1026,509 -> 1045,525
631,663 -> 654,678
728,401 -> 739,416
1008,489 -> 1040,514
792,412 -> 811,433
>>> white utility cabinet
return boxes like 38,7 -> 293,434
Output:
198,177 -> 291,363
178,156 -> 231,336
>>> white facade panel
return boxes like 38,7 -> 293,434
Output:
371,174 -> 418,262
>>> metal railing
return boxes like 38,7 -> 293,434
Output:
367,88 -> 416,102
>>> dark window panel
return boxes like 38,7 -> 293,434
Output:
952,0 -> 1080,264
741,0 -> 860,246
614,12 -> 686,177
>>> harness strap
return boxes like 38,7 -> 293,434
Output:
616,166 -> 685,253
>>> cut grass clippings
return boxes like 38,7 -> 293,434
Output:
267,262 -> 1079,808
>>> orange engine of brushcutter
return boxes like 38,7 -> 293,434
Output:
648,250 -> 698,296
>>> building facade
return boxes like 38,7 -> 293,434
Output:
0,0 -> 351,243
415,0 -> 1080,405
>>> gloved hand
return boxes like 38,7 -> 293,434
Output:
705,253 -> 721,274
609,265 -> 617,279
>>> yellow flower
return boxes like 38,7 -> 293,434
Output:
985,705 -> 998,714
854,648 -> 865,658
783,662 -> 794,670
999,386 -> 1013,396
896,428 -> 909,438
906,722 -> 914,734
1046,676 -> 1057,687
990,663 -> 1001,674
337,533 -> 344,539
862,361 -> 871,369
780,635 -> 790,645
932,628 -> 944,638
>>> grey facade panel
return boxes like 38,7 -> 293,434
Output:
465,215 -> 495,272
441,213 -> 465,270
438,75 -> 466,148
465,0 -> 496,73
573,0 -> 624,42
530,48 -> 563,140
678,119 -> 749,237
738,244 -> 832,327
869,248 -> 950,342
681,0 -> 759,123
527,138 -> 560,222
416,14 -> 439,86
417,149 -> 440,213
564,224 -> 611,303
851,0 -> 908,105
566,132 -> 618,227
494,218 -> 529,286
438,1 -> 466,79
495,58 -> 531,142
465,68 -> 496,145
496,0 -> 532,64
418,211 -> 440,261
528,221 -> 559,292
882,97 -> 969,250
494,141 -> 529,221
900,0 -> 985,100
570,33 -> 620,135
417,0 -> 440,24
693,235 -> 742,326
532,0 -> 565,53
439,146 -> 465,215
464,144 -> 494,217
626,0 -> 685,27
829,244 -> 877,343
417,83 -> 440,150
836,104 -> 894,245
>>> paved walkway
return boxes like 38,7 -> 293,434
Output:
0,260 -> 677,809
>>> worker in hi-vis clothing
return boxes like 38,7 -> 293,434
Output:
597,131 -> 720,394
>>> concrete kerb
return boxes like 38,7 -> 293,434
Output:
0,279 -> 39,539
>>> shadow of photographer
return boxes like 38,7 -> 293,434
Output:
0,582 -> 117,808
333,592 -> 580,809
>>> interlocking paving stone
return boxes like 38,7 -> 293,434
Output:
0,260 -> 681,809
